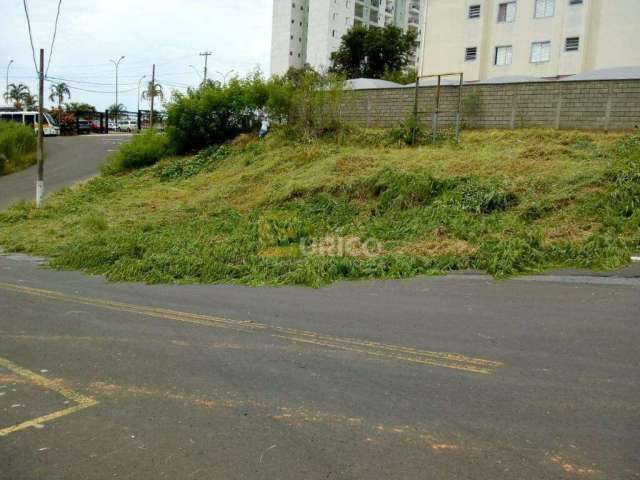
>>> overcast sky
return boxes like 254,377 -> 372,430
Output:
1,0 -> 272,111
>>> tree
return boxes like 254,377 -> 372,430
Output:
108,103 -> 126,118
23,92 -> 38,111
3,83 -> 30,110
142,81 -> 164,107
49,83 -> 71,121
65,102 -> 96,113
330,25 -> 417,79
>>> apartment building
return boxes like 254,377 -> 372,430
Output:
271,0 -> 424,75
420,0 -> 640,81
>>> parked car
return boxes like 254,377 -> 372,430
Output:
117,119 -> 137,132
77,120 -> 91,134
107,120 -> 117,131
88,120 -> 102,133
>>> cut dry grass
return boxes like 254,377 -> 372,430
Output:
0,128 -> 637,286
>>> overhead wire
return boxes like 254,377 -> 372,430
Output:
21,0 -> 39,74
45,0 -> 63,76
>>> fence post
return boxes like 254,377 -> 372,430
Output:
432,75 -> 441,143
554,84 -> 563,130
604,82 -> 613,133
105,110 -> 109,134
509,85 -> 519,129
137,110 -> 142,131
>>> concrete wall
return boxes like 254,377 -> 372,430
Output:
340,79 -> 640,131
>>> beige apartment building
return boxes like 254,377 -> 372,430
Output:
419,0 -> 640,81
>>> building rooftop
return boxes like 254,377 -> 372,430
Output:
344,78 -> 404,90
560,66 -> 640,81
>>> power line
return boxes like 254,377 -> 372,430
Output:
45,0 -> 63,76
22,0 -> 39,74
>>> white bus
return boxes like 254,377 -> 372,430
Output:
0,111 -> 60,136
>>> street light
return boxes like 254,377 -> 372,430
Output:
109,56 -> 125,120
216,70 -> 235,86
5,59 -> 13,102
137,75 -> 147,112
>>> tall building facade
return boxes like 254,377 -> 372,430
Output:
271,0 -> 424,75
419,0 -> 640,81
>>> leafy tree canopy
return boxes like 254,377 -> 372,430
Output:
330,25 -> 417,79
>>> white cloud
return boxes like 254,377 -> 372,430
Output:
1,0 -> 273,110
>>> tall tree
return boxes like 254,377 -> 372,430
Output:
142,81 -> 164,107
108,103 -> 126,118
3,83 -> 30,110
330,25 -> 417,79
49,82 -> 71,121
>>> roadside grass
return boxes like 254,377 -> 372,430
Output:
0,121 -> 37,175
0,128 -> 638,286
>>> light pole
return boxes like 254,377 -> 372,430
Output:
109,56 -> 125,120
216,70 -> 235,86
5,59 -> 13,101
137,75 -> 146,112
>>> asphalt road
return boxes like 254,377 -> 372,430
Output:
0,254 -> 638,479
0,134 -> 131,210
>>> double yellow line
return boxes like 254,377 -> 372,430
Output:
0,282 -> 503,374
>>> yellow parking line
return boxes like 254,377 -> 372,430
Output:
0,282 -> 503,375
0,357 -> 98,437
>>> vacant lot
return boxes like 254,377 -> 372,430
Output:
0,129 -> 638,286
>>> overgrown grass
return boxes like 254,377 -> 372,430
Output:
0,121 -> 37,175
101,130 -> 170,175
0,128 -> 638,286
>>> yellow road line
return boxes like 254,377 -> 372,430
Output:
0,282 -> 503,374
0,356 -> 98,437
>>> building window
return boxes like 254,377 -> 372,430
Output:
495,45 -> 513,65
569,0 -> 583,4
289,51 -> 293,56
355,4 -> 364,18
530,41 -> 551,62
465,47 -> 478,61
534,0 -> 555,18
497,2 -> 517,23
468,5 -> 481,18
565,36 -> 580,51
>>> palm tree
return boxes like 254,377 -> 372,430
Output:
3,83 -> 30,110
142,81 -> 163,126
24,92 -> 38,111
108,103 -> 126,122
49,82 -> 71,122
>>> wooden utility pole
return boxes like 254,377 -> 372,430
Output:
199,51 -> 212,85
150,64 -> 156,127
36,48 -> 44,208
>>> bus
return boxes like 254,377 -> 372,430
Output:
0,111 -> 60,136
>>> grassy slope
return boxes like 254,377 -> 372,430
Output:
0,129 -> 638,286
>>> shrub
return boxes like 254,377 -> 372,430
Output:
166,73 -> 268,154
0,121 -> 37,174
102,130 -> 169,174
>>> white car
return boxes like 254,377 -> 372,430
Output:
117,119 -> 137,132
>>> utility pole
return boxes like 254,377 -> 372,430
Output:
109,56 -> 125,120
199,51 -> 212,85
5,59 -> 13,100
36,49 -> 44,208
150,64 -> 156,128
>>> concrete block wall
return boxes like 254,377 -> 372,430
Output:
340,79 -> 640,131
